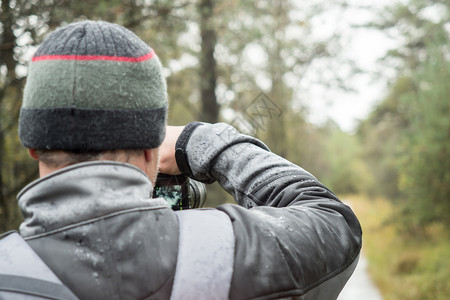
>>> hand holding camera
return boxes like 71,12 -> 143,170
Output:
159,126 -> 184,175
156,126 -> 206,210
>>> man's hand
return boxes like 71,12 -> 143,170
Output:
158,126 -> 185,175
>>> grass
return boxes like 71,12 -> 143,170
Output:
345,195 -> 450,300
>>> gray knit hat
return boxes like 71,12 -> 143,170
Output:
19,20 -> 168,151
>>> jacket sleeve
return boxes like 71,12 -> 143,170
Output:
176,122 -> 362,300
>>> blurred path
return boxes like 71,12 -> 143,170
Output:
338,254 -> 383,300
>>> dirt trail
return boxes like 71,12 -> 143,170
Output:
338,254 -> 383,300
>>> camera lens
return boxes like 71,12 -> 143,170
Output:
188,179 -> 206,208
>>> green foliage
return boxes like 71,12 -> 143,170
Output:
353,2 -> 450,297
320,125 -> 373,195
351,195 -> 450,300
371,0 -> 450,72
357,77 -> 412,199
0,87 -> 38,231
397,48 -> 450,227
214,0 -> 347,157
357,0 -> 450,231
284,114 -> 370,196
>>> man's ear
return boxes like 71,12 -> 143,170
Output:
144,149 -> 153,163
28,149 -> 39,160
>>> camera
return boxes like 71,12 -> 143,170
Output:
153,173 -> 206,210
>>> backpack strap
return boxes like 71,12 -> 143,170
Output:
0,231 -> 78,300
171,209 -> 235,300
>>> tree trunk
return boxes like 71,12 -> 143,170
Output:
0,0 -> 19,231
0,130 -> 8,232
266,1 -> 289,158
198,0 -> 219,123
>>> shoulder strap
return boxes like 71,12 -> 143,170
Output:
0,231 -> 78,300
171,209 -> 235,300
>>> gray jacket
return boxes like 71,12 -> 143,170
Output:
18,122 -> 362,299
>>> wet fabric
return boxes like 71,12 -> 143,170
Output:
17,122 -> 362,299
0,231 -> 78,300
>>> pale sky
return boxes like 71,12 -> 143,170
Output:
305,28 -> 397,132
300,0 -> 399,132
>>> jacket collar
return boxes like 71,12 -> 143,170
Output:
18,161 -> 169,237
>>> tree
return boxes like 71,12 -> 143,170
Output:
214,0 -> 345,158
359,0 -> 450,230
198,0 -> 219,122
397,46 -> 450,227
0,0 -> 60,230
357,77 -> 413,199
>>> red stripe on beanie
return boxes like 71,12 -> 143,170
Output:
32,50 -> 155,62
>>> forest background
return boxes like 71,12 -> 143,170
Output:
0,0 -> 449,299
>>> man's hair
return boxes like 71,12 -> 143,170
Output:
35,149 -> 143,168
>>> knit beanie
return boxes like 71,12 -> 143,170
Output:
19,20 -> 168,151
